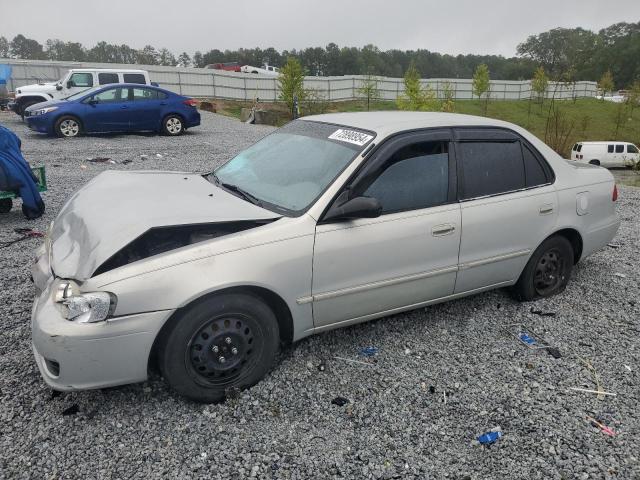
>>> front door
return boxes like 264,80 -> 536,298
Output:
64,72 -> 94,97
453,128 -> 558,294
83,87 -> 131,132
312,130 -> 461,328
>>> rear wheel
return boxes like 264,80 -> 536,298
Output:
511,235 -> 574,301
0,198 -> 12,213
162,115 -> 183,136
54,116 -> 81,138
158,293 -> 279,403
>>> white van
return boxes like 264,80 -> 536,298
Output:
11,68 -> 152,117
571,141 -> 639,168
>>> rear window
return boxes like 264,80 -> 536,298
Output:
123,73 -> 146,84
615,145 -> 624,153
523,145 -> 549,187
98,73 -> 119,85
132,88 -> 158,101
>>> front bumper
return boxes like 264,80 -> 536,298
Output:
25,114 -> 53,134
31,241 -> 175,391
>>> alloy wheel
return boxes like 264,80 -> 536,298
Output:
166,117 -> 182,134
60,119 -> 80,137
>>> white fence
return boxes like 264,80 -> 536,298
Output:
1,58 -> 598,102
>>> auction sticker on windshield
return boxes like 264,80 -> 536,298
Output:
328,129 -> 373,146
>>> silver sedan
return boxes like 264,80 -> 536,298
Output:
31,112 -> 620,402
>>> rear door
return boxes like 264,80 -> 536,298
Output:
312,130 -> 461,328
454,128 -> 557,294
129,87 -> 163,131
82,87 -> 131,132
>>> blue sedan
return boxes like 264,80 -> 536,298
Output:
25,84 -> 201,138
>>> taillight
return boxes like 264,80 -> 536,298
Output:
183,99 -> 197,107
612,184 -> 618,202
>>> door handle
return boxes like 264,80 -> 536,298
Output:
539,204 -> 554,215
120,105 -> 128,109
160,102 -> 167,106
431,224 -> 456,236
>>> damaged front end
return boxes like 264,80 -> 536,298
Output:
93,220 -> 275,276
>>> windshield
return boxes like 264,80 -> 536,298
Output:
212,121 -> 374,215
64,86 -> 102,101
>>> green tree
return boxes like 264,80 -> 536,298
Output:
177,52 -> 191,67
472,63 -> 491,115
278,56 -> 306,118
397,62 -> 437,111
626,80 -> 640,116
158,48 -> 177,66
357,73 -> 381,111
9,34 -> 45,59
598,70 -> 615,99
440,82 -> 455,112
136,45 -> 160,65
0,36 -> 10,57
531,66 -> 549,103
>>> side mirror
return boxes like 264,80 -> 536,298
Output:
87,98 -> 98,106
323,196 -> 382,222
66,80 -> 74,89
56,84 -> 63,91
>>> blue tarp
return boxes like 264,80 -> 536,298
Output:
0,125 -> 45,218
0,64 -> 11,85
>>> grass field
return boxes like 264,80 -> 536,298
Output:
213,97 -> 640,159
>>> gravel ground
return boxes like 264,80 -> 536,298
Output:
1,110 -> 639,479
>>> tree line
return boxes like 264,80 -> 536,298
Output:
0,20 -> 638,86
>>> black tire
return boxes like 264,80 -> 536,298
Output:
54,115 -> 82,138
158,293 -> 280,403
161,115 -> 184,136
0,198 -> 12,213
511,235 -> 573,301
19,100 -> 40,120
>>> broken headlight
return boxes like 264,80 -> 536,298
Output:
54,280 -> 117,323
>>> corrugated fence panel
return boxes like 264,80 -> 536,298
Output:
0,58 -> 598,102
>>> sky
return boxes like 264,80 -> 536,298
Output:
2,0 -> 639,57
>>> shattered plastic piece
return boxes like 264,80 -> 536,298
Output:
586,416 -> 616,437
547,347 -> 562,359
87,157 -> 111,163
359,346 -> 378,357
519,333 -> 537,346
331,396 -> 349,407
530,308 -> 556,316
624,365 -> 632,372
568,387 -> 617,397
613,272 -> 627,278
334,356 -> 374,366
607,243 -> 621,249
140,154 -> 149,160
121,159 -> 133,165
156,154 -> 163,158
62,404 -> 79,416
477,428 -> 503,445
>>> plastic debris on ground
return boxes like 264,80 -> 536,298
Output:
613,272 -> 627,278
586,415 -> 617,437
476,427 -> 503,445
86,157 -> 114,164
359,346 -> 378,357
0,228 -> 44,249
607,243 -> 621,249
331,396 -> 349,407
334,356 -> 375,366
530,307 -> 556,317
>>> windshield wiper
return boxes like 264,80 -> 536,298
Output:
208,171 -> 220,185
220,182 -> 263,207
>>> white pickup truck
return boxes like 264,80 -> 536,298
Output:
10,68 -> 153,117
240,64 -> 279,76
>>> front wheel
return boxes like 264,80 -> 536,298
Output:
511,235 -> 574,301
162,115 -> 184,136
54,116 -> 81,138
158,293 -> 280,403
0,198 -> 12,214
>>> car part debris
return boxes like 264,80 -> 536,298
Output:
334,356 -> 374,366
87,157 -> 112,163
331,396 -> 349,406
613,272 -> 626,278
477,427 -> 503,445
530,307 -> 556,316
546,347 -> 562,359
0,228 -> 44,249
359,346 -> 378,357
607,243 -> 621,249
586,415 -> 617,436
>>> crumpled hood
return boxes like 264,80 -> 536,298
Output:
50,170 -> 279,280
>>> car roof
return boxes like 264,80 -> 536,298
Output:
304,111 -> 530,137
70,69 -> 148,74
578,141 -> 631,145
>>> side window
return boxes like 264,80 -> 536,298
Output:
362,141 -> 449,214
572,144 -> 577,151
69,73 -> 93,87
123,73 -> 146,84
577,144 -> 582,152
615,144 -> 624,153
132,88 -> 158,101
628,144 -> 639,154
92,88 -> 127,103
98,73 -> 119,85
608,145 -> 614,153
523,144 -> 549,187
459,141 -> 524,199
157,91 -> 168,100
